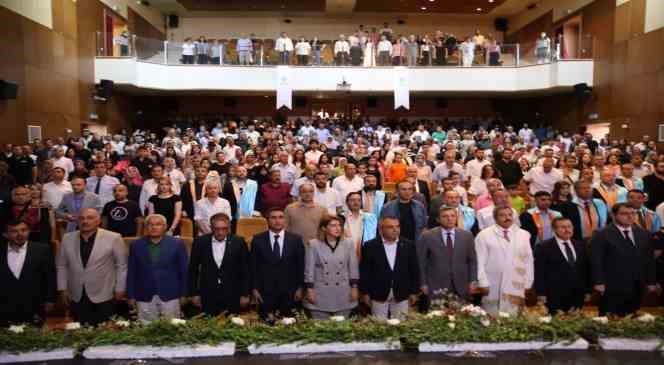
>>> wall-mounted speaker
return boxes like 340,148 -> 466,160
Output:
0,80 -> 18,100
168,14 -> 179,28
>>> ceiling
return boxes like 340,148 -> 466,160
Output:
170,0 -> 508,14
176,0 -> 327,12
354,0 -> 508,14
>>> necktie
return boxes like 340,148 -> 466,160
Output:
273,234 -> 281,259
622,230 -> 634,246
584,201 -> 593,227
638,211 -> 646,228
95,176 -> 102,194
563,241 -> 575,264
446,232 -> 454,265
503,229 -> 510,242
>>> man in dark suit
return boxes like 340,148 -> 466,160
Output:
520,191 -> 562,247
417,206 -> 477,307
0,220 -> 56,326
360,216 -> 420,320
534,217 -> 590,314
189,212 -> 250,316
250,207 -> 305,321
591,203 -> 658,316
406,165 -> 431,208
552,180 -> 609,241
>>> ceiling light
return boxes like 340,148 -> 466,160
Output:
421,6 -> 427,10
476,7 -> 483,11
429,0 -> 435,2
488,0 -> 494,3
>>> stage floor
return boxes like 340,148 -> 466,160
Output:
15,351 -> 664,365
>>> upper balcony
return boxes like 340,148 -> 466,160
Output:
95,33 -> 595,94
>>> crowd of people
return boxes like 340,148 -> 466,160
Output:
0,117 -> 662,327
179,23 -> 532,67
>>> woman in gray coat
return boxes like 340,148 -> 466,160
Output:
304,216 -> 359,319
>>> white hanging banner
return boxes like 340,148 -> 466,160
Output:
276,66 -> 292,110
394,67 -> 410,110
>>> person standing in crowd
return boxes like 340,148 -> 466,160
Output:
627,189 -> 661,233
405,35 -> 419,67
210,39 -> 223,65
304,216 -> 359,319
8,145 -> 36,186
535,32 -> 551,64
195,36 -> 209,64
377,35 -> 392,66
361,174 -> 386,217
642,160 -> 664,210
523,157 -> 563,194
275,32 -> 294,65
259,170 -> 291,216
475,206 -> 534,315
102,184 -> 143,237
617,163 -> 644,191
86,161 -> 120,207
494,148 -> 523,188
418,206 -> 477,303
311,37 -> 325,66
486,37 -> 502,66
237,34 -> 254,65
52,147 -> 74,180
0,220 -> 56,326
332,163 -> 364,207
147,178 -> 182,235
460,36 -> 476,67
139,164 -> 164,214
591,203 -> 658,316
343,191 -> 378,255
272,151 -> 298,185
294,36 -> 311,66
56,208 -> 128,326
285,183 -> 328,245
188,212 -> 250,316
127,214 -> 188,323
42,166 -> 72,209
334,34 -> 350,66
520,191 -> 562,247
291,163 -> 317,198
360,216 -> 420,320
181,37 -> 195,64
57,177 -> 102,232
392,38 -> 403,65
231,165 -> 259,219
534,217 -> 590,314
314,171 -> 341,216
181,166 -> 210,221
380,181 -> 428,242
464,149 -> 490,183
250,208 -> 305,321
552,180 -> 608,241
195,181 -> 232,235
593,168 -> 628,209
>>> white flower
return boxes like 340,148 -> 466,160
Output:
637,313 -> 656,323
281,317 -> 297,325
480,318 -> 491,327
447,322 -> 456,330
461,304 -> 486,317
115,320 -> 130,328
498,312 -> 511,319
538,316 -> 552,324
330,315 -> 345,322
170,318 -> 186,326
426,310 -> 444,318
8,325 -> 25,334
447,315 -> 456,322
65,322 -> 81,330
386,318 -> 401,326
230,317 -> 245,326
592,316 -> 609,325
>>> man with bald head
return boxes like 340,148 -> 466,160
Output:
593,168 -> 628,209
56,208 -> 128,326
523,157 -> 563,195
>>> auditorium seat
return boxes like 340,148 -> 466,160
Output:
236,217 -> 268,248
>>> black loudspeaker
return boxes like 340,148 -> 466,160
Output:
367,97 -> 378,108
0,80 -> 18,100
168,14 -> 179,28
435,98 -> 448,109
494,18 -> 509,32
224,98 -> 237,108
574,83 -> 592,98
98,79 -> 113,99
295,97 -> 306,108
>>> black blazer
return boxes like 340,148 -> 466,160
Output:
552,201 -> 610,241
250,231 -> 305,296
188,234 -> 250,306
519,210 -> 560,247
0,241 -> 57,321
534,238 -> 590,308
359,237 -> 420,302
591,224 -> 656,292
417,180 -> 431,208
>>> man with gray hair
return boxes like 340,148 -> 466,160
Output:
127,214 -> 188,323
285,183 -> 328,244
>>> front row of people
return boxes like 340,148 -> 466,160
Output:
0,199 -> 659,326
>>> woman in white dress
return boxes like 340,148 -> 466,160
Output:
363,40 -> 375,67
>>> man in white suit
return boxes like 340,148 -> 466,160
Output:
56,208 -> 128,326
475,206 -> 534,315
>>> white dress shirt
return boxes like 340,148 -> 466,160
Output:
86,175 -> 120,206
7,243 -> 28,279
42,180 -> 72,209
334,40 -> 350,54
138,178 -> 159,213
464,158 -> 491,182
524,167 -> 564,194
212,237 -> 227,268
554,236 -> 577,262
195,197 -> 232,223
332,175 -> 364,205
382,239 -> 398,270
269,229 -> 285,258
53,157 -> 74,179
314,187 -> 341,215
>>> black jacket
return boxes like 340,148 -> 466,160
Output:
534,238 -> 590,312
250,231 -> 305,296
359,237 -> 420,302
591,224 -> 656,292
0,241 -> 56,324
188,234 -> 250,312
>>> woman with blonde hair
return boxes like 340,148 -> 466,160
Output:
304,215 -> 359,319
147,177 -> 182,235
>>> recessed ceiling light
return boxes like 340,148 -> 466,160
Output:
476,7 -> 483,11
429,0 -> 435,2
421,6 -> 427,10
488,0 -> 494,3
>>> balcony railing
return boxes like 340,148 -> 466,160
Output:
95,32 -> 594,68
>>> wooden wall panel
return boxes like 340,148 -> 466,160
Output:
614,3 -> 631,43
630,0 -> 646,37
